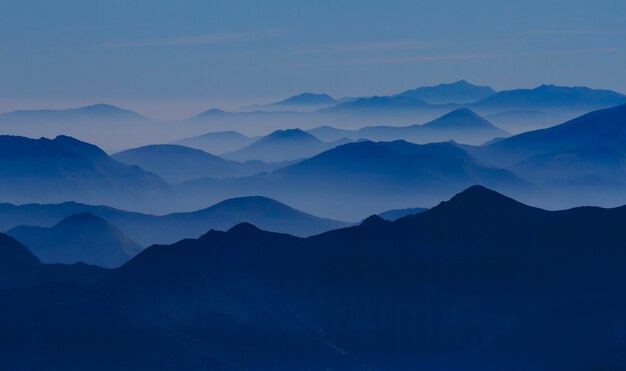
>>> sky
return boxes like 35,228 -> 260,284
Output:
1,0 -> 626,119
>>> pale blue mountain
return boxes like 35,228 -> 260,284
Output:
171,131 -> 255,154
396,80 -> 496,104
113,144 -> 291,183
222,128 -> 351,162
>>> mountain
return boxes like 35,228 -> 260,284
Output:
396,80 -> 496,104
0,135 -> 171,211
0,232 -> 108,290
473,103 -> 626,168
223,128 -> 350,162
319,95 -> 458,114
377,207 -> 427,221
485,109 -> 570,133
8,213 -> 142,268
0,197 -> 349,246
171,130 -> 255,154
241,93 -> 339,112
0,103 -> 145,122
112,144 -> 288,183
471,84 -> 626,112
309,108 -> 509,145
3,186 -> 626,369
179,140 -> 528,220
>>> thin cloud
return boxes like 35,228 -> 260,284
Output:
101,30 -> 286,48
296,40 -> 436,54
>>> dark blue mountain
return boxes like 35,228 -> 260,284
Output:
0,135 -> 171,210
396,80 -> 496,104
2,186 -> 626,369
269,92 -> 338,107
8,213 -> 142,268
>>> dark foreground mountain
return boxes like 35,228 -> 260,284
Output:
0,135 -> 171,211
113,144 -> 289,183
0,196 -> 349,246
179,140 -> 528,220
8,213 -> 142,268
1,186 -> 626,370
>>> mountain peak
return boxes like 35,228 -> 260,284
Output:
360,214 -> 389,227
227,222 -> 263,234
436,185 -> 531,213
272,93 -> 337,106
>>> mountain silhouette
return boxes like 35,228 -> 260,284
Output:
0,103 -> 145,121
269,92 -> 338,107
319,95 -> 458,114
396,80 -> 496,104
8,212 -> 142,268
0,135 -> 171,211
113,144 -> 290,183
3,186 -> 626,369
471,84 -> 626,112
0,196 -> 349,246
223,128 -> 350,162
171,130 -> 255,154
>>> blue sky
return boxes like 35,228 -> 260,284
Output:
1,0 -> 626,118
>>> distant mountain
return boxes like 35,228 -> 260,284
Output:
396,80 -> 496,104
309,108 -> 509,145
0,197 -> 349,246
180,140 -> 528,219
0,135 -> 171,211
485,109 -> 569,133
319,95 -> 458,114
223,128 -> 350,162
3,186 -> 626,369
377,207 -> 427,221
471,84 -> 626,112
473,103 -> 626,168
113,144 -> 289,183
269,92 -> 338,107
8,213 -> 142,268
242,93 -> 339,112
171,130 -> 255,154
0,103 -> 145,122
0,232 -> 107,290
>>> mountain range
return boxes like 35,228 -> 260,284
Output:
396,80 -> 496,104
179,140 -> 528,219
2,186 -> 626,369
309,108 -> 509,145
0,196 -> 349,246
0,135 -> 171,211
222,128 -> 352,162
113,144 -> 290,183
171,130 -> 256,154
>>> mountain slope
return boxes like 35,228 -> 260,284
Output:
8,213 -> 142,268
179,140 -> 529,219
223,128 -> 347,162
0,197 -> 349,246
0,135 -> 171,211
396,80 -> 496,104
3,187 -> 626,369
113,144 -> 286,183
171,130 -> 255,154
471,84 -> 626,112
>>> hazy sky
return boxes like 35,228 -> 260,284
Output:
2,0 -> 626,119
